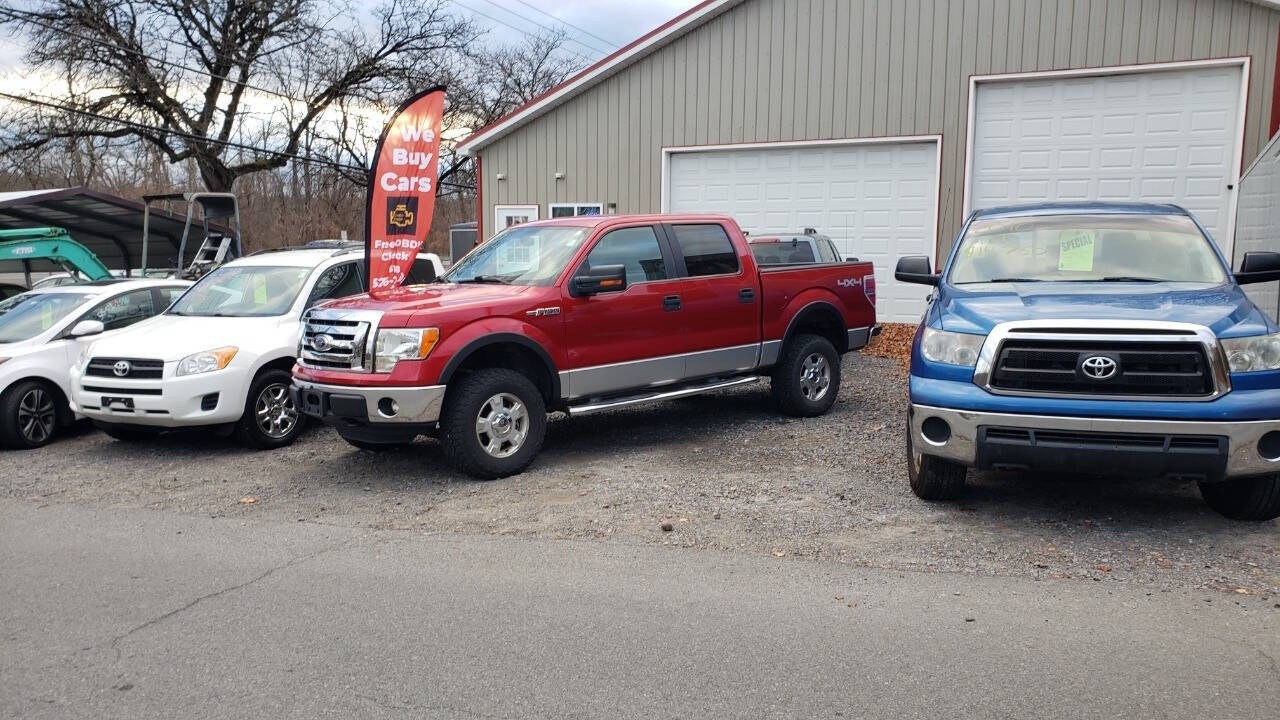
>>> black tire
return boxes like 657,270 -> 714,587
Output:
233,369 -> 305,450
340,435 -> 411,452
0,380 -> 61,449
1198,476 -> 1280,521
94,422 -> 153,443
440,368 -> 546,480
771,333 -> 841,417
907,425 -> 967,501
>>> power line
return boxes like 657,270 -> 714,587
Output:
0,5 -> 309,107
0,90 -> 366,173
507,0 -> 622,51
445,0 -> 600,65
469,0 -> 611,57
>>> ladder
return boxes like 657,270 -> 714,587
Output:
184,232 -> 234,278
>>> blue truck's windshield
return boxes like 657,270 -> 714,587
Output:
949,214 -> 1228,285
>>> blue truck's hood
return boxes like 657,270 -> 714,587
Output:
938,282 -> 1275,338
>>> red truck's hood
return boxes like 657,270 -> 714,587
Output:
317,283 -> 551,326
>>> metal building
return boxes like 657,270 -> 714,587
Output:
456,0 -> 1280,322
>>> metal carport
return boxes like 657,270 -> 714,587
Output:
0,187 -> 226,280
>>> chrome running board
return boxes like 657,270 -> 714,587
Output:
567,376 -> 762,416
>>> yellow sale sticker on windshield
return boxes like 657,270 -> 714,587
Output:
1058,230 -> 1095,272
253,276 -> 267,303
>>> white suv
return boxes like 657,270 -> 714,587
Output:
69,246 -> 443,449
0,279 -> 192,449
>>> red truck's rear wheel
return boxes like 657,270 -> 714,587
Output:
440,368 -> 546,480
771,334 -> 840,417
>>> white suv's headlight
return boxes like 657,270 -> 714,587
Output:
1221,332 -> 1280,373
921,326 -> 985,367
375,328 -> 439,373
176,347 -> 238,376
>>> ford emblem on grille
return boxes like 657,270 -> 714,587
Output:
1080,355 -> 1118,380
312,334 -> 334,353
112,360 -> 132,377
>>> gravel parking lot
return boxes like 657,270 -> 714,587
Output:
3,352 -> 1277,599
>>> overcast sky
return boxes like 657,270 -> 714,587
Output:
469,0 -> 700,60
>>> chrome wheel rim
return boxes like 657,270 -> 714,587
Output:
475,392 -> 528,459
799,353 -> 831,402
255,383 -> 298,439
17,387 -> 56,444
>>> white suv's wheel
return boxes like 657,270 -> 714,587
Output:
234,369 -> 304,449
0,380 -> 60,449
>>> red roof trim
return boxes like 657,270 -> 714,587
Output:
455,0 -> 738,155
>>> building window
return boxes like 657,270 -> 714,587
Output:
494,205 -> 539,233
549,203 -> 603,218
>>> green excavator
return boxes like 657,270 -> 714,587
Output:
0,226 -> 115,286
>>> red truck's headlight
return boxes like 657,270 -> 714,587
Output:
374,327 -> 440,373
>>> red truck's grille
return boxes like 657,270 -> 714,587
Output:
298,310 -> 375,371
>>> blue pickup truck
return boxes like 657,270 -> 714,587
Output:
895,202 -> 1280,521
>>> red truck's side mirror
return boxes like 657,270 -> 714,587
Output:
571,264 -> 628,296
895,256 -> 939,286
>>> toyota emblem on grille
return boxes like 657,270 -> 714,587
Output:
112,360 -> 132,377
1080,355 -> 1118,380
312,334 -> 334,352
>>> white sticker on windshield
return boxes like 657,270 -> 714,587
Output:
1058,230 -> 1096,272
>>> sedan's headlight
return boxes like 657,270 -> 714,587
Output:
1221,332 -> 1280,373
176,346 -> 238,376
375,328 -> 439,373
921,326 -> 986,367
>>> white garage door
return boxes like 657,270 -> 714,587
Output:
968,63 -> 1246,254
666,140 -> 938,323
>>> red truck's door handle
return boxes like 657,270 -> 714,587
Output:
663,295 -> 682,312
738,288 -> 755,303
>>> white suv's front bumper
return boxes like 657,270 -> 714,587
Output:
69,363 -> 251,427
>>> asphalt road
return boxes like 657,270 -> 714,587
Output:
2,499 -> 1276,720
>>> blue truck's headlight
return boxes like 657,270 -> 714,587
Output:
921,327 -> 985,367
1221,332 -> 1280,372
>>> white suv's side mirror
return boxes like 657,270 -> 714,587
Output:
69,320 -> 105,338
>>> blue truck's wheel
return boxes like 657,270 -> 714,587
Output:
1198,476 -> 1280,521
906,421 -> 966,501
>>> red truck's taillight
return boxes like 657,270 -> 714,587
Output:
863,275 -> 876,305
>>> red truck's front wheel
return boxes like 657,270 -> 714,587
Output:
440,368 -> 547,480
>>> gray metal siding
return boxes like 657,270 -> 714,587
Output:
479,0 -> 1280,254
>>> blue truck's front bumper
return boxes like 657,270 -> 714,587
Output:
909,377 -> 1280,480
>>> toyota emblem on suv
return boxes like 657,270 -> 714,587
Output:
1080,355 -> 1118,380
112,360 -> 132,377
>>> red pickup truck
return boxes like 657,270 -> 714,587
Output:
292,214 -> 876,478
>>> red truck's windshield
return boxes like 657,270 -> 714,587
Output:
444,225 -> 590,286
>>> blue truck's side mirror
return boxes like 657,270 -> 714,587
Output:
1235,251 -> 1280,284
895,256 -> 939,286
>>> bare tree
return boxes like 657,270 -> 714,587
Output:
0,0 -> 476,191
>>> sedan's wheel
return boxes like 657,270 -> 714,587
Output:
0,380 -> 61,449
475,392 -> 529,459
440,368 -> 546,480
234,369 -> 305,450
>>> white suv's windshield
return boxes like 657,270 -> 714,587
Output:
168,265 -> 310,317
444,225 -> 589,286
0,293 -> 89,343
949,214 -> 1228,285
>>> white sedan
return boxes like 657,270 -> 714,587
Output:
0,279 -> 192,449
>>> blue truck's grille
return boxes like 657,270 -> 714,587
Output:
991,340 -> 1214,397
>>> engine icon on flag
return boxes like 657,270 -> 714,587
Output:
386,197 -> 418,235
